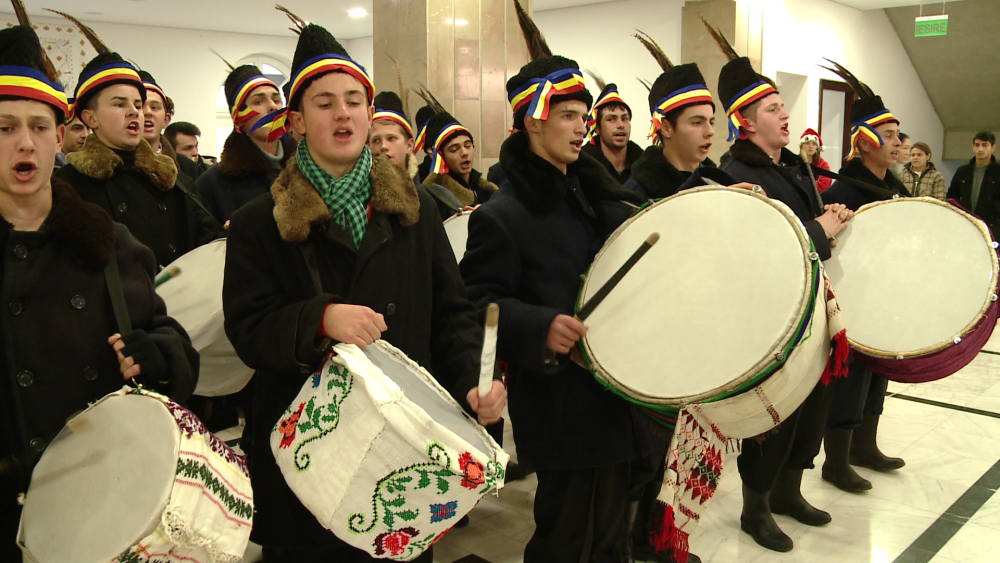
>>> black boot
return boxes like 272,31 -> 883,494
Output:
632,543 -> 702,563
769,467 -> 831,526
850,414 -> 905,472
822,429 -> 872,493
740,484 -> 793,552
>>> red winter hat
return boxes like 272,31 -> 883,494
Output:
799,128 -> 823,147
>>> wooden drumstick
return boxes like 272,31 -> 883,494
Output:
478,303 -> 500,425
546,232 -> 661,362
154,266 -> 181,288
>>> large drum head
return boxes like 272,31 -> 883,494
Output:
580,188 -> 813,405
21,393 -> 180,563
443,211 -> 471,262
826,198 -> 999,357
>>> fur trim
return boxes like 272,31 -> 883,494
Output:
839,157 -> 909,196
498,130 -> 641,213
271,152 -> 420,244
66,135 -> 178,191
729,138 -> 803,169
0,178 -> 116,269
631,146 -> 694,200
219,130 -> 294,180
159,134 -> 181,171
424,172 -> 475,207
582,140 -> 644,180
405,152 -> 419,179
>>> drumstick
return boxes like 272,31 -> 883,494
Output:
545,232 -> 660,362
478,304 -> 499,425
154,266 -> 181,288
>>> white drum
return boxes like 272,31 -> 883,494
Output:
443,211 -> 471,262
272,340 -> 508,561
157,239 -> 253,396
18,387 -> 253,563
827,197 -> 998,357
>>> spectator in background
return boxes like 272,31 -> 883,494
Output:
56,116 -> 89,167
900,142 -> 946,200
890,132 -> 911,179
949,132 -> 1000,234
165,121 -> 215,172
798,128 -> 832,192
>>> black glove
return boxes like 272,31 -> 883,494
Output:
121,329 -> 170,392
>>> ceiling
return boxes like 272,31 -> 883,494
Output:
2,0 -> 619,40
832,0 -> 965,8
884,0 -> 1000,130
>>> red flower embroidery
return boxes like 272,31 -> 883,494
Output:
373,527 -> 419,556
278,403 -> 305,449
458,452 -> 485,490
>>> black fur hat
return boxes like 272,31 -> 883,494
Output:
648,65 -> 713,115
224,64 -> 266,114
507,56 -> 592,131
0,24 -> 67,121
288,24 -> 364,111
415,104 -> 435,131
425,111 -> 473,149
374,90 -> 405,115
76,52 -> 146,111
717,58 -> 774,116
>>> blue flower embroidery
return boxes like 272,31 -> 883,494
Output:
429,500 -> 458,523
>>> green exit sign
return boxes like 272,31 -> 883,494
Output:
915,14 -> 949,37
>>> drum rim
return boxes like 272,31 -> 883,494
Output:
577,186 -> 817,407
841,197 -> 1000,359
442,209 -> 474,225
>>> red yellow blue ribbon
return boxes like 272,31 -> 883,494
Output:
586,87 -> 626,145
725,81 -> 777,141
429,122 -> 470,174
230,75 -> 278,128
508,68 -> 586,121
646,84 -> 714,146
0,65 -> 68,118
69,63 -> 142,122
846,110 -> 896,161
412,122 -> 429,154
143,81 -> 165,104
373,109 -> 413,138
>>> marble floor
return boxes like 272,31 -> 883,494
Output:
225,327 -> 1000,563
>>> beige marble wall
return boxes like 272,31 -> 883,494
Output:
373,0 -> 532,171
682,0 -> 764,164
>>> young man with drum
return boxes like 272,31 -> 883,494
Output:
460,3 -> 655,562
702,22 -> 853,553
625,32 -> 717,201
0,15 -> 198,561
49,11 -> 222,271
221,12 -> 505,562
820,62 -> 909,493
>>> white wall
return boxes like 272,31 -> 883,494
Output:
533,0 -> 687,146
757,0 -> 944,170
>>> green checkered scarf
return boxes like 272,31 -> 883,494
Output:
296,138 -> 373,248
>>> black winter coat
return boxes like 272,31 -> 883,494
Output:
54,136 -> 223,269
423,168 -> 498,220
196,131 -> 295,224
624,145 -> 715,200
459,131 -> 654,472
582,139 -> 644,184
223,153 -> 485,550
720,139 -> 832,260
948,155 -> 1000,235
0,180 -> 198,558
822,158 -> 909,211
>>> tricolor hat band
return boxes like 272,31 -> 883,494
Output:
373,109 -> 413,138
71,63 -> 141,121
586,89 -> 626,144
143,82 -> 165,103
288,53 -> 374,107
725,81 -> 777,141
846,110 -> 896,161
646,84 -> 715,146
508,68 -> 586,121
413,124 -> 428,154
0,65 -> 68,117
429,122 -> 471,175
231,75 -> 277,125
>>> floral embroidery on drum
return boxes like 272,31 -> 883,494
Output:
459,451 -> 486,490
430,501 -> 458,523
278,403 -> 305,449
276,356 -> 354,471
374,527 -> 420,557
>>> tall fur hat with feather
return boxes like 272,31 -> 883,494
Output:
506,0 -> 592,131
819,58 -> 898,160
584,69 -> 631,145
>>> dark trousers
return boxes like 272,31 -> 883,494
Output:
263,545 -> 432,563
827,359 -> 889,430
738,381 -> 834,493
525,462 -> 631,563
630,436 -> 671,548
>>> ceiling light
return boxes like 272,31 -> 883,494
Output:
348,8 -> 368,18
